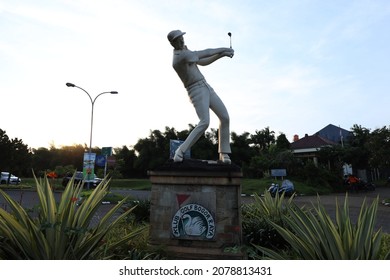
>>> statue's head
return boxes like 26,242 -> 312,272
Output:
167,30 -> 186,48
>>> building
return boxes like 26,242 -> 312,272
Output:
290,134 -> 338,166
291,124 -> 352,167
315,124 -> 353,146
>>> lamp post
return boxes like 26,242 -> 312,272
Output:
66,82 -> 118,188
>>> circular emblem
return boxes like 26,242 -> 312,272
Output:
171,203 -> 215,239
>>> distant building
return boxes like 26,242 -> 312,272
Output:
291,134 -> 338,166
291,124 -> 352,167
315,124 -> 353,146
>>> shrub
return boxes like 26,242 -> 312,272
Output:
122,200 -> 150,224
0,173 -> 147,259
253,195 -> 384,259
242,192 -> 296,251
101,219 -> 165,260
379,233 -> 390,259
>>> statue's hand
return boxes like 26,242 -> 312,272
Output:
223,48 -> 234,58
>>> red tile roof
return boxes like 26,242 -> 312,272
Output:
291,134 -> 338,149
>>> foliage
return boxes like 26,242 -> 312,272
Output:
296,161 -> 339,193
379,233 -> 390,260
0,129 -> 31,176
253,195 -> 384,259
7,123 -> 390,182
242,192 -> 296,251
122,200 -> 151,224
98,219 -> 164,260
0,173 -> 147,260
367,126 -> 390,169
114,146 -> 143,178
250,127 -> 275,152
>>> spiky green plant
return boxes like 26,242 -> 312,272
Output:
254,195 -> 384,259
242,191 -> 296,250
0,173 -> 147,260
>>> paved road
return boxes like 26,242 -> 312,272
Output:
1,186 -> 390,232
242,185 -> 390,233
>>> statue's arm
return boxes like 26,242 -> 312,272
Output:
196,48 -> 234,66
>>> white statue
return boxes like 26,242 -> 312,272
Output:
167,30 -> 234,164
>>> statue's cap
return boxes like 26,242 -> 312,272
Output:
167,30 -> 186,42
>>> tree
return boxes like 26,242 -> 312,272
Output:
0,129 -> 31,176
230,131 -> 253,168
133,128 -> 172,173
275,133 -> 290,151
367,126 -> 390,168
114,145 -> 142,178
0,129 -> 12,171
343,124 -> 371,169
250,127 -> 275,152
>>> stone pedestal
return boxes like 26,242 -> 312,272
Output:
148,159 -> 243,259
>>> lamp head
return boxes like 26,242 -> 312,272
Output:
66,82 -> 75,87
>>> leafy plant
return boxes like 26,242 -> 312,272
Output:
254,195 -> 384,259
0,172 -> 147,259
122,200 -> 151,224
242,191 -> 296,250
101,219 -> 165,260
379,233 -> 390,259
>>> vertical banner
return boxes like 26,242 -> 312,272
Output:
101,147 -> 113,177
83,152 -> 96,181
95,155 -> 106,167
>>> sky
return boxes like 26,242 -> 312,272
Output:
1,0 -> 390,150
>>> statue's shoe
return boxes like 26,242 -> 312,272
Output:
219,153 -> 231,164
173,147 -> 184,162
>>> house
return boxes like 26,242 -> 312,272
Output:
315,124 -> 353,146
290,134 -> 338,166
290,124 -> 352,167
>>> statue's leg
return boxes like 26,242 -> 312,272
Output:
174,85 -> 210,161
208,86 -> 231,160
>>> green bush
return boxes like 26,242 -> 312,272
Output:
122,199 -> 150,224
379,233 -> 390,259
253,195 -> 384,259
0,173 -> 147,260
101,219 -> 165,260
242,192 -> 296,251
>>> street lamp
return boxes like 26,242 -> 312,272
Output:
66,82 -> 118,187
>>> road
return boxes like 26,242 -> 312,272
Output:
242,185 -> 390,233
1,186 -> 390,232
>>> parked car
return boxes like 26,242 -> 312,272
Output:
62,171 -> 102,188
0,172 -> 21,185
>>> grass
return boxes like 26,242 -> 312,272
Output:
109,179 -> 152,190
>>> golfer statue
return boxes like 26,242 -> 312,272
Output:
167,30 -> 234,164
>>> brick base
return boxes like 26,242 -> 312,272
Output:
148,159 -> 243,259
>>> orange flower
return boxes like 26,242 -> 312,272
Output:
47,172 -> 58,179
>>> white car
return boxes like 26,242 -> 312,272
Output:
0,172 -> 21,185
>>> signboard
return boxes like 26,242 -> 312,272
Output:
107,156 -> 116,166
83,152 -> 96,180
102,147 -> 113,156
96,155 -> 106,167
171,203 -> 215,240
271,169 -> 287,177
170,140 -> 190,159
